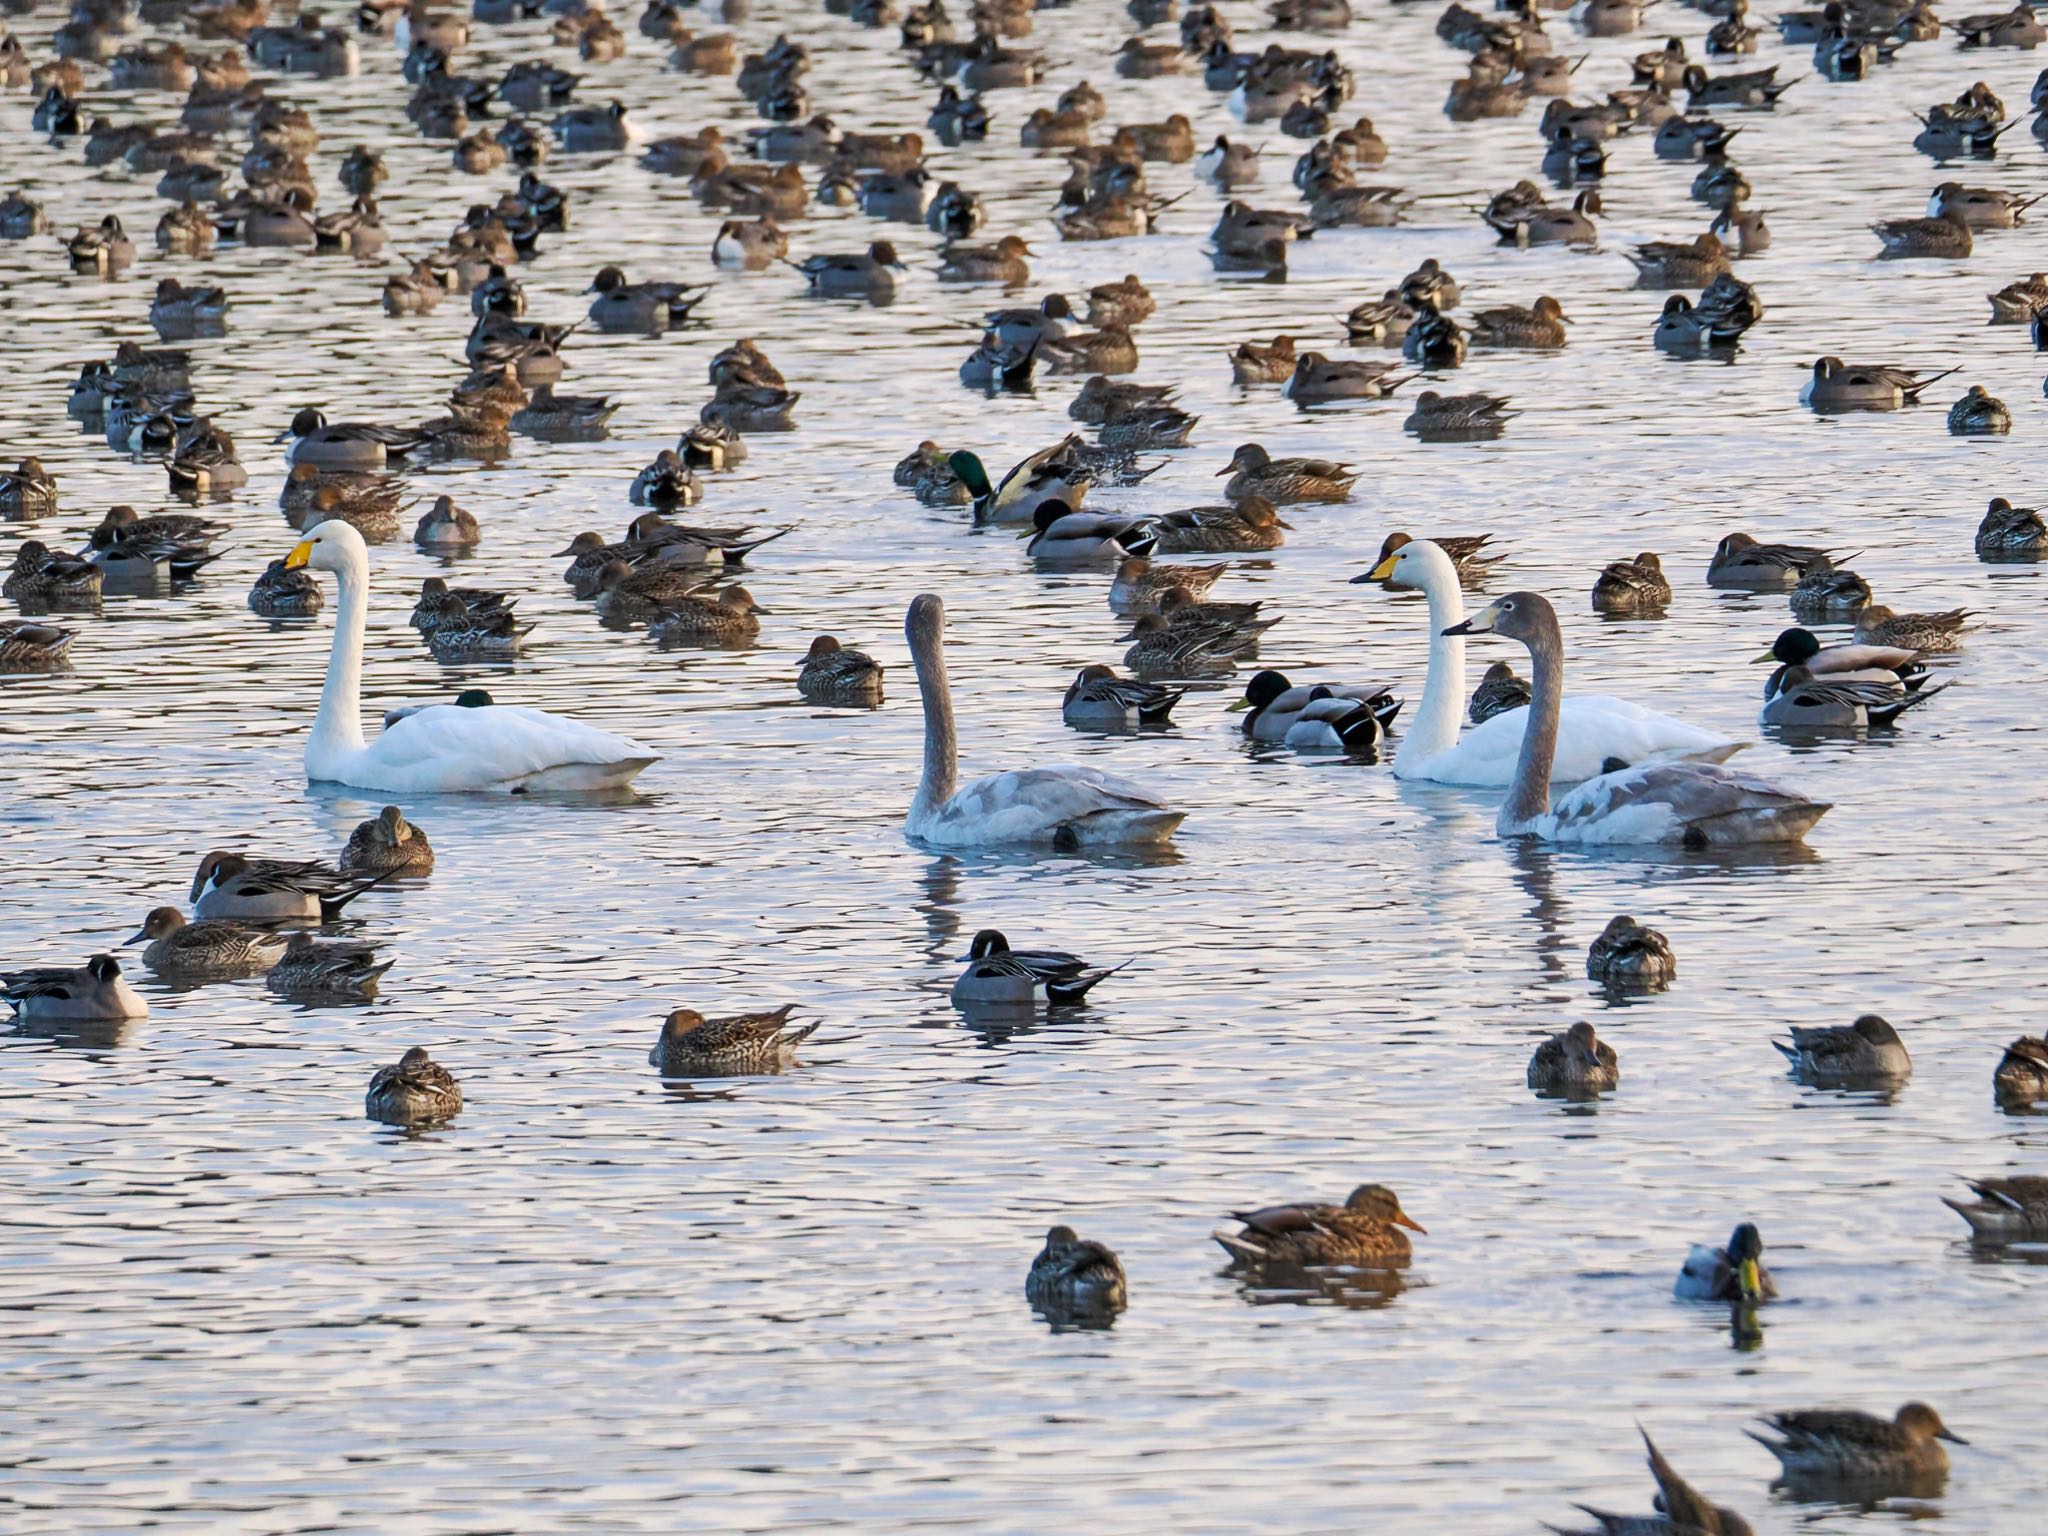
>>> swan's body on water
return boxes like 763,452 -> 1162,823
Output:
904,593 -> 1184,848
285,521 -> 657,793
1361,539 -> 1738,785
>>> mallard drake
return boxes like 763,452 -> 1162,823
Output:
1214,1184 -> 1426,1268
366,1046 -> 463,1123
0,619 -> 75,670
1286,353 -> 1414,403
340,805 -> 434,875
1231,335 -> 1298,386
1218,442 -> 1357,504
1528,1021 -> 1619,1097
1404,391 -> 1516,439
1151,499 -> 1288,554
1977,496 -> 2048,558
1987,272 -> 2048,322
1942,1174 -> 2048,1241
1025,1226 -> 1128,1320
1773,1014 -> 1912,1087
1586,915 -> 1675,987
1026,502 -> 1157,565
952,929 -> 1127,1005
248,558 -> 323,618
952,444 -> 1092,526
1751,1404 -> 1965,1484
1803,357 -> 1960,412
190,852 -> 385,924
1471,296 -> 1570,349
1710,532 -> 1835,588
799,636 -> 884,705
1282,687 -> 1388,754
1229,669 -> 1401,742
125,906 -> 289,979
1995,1033 -> 2048,1106
1591,554 -> 1672,612
647,585 -> 770,643
0,457 -> 58,519
1948,385 -> 2011,435
1469,660 -> 1531,723
1109,558 -> 1227,614
1854,605 -> 1968,651
1547,1426 -> 1752,1536
1674,1221 -> 1775,1300
5,542 -> 102,606
1756,627 -> 1929,687
3,955 -> 148,1022
1062,665 -> 1183,729
649,1004 -> 818,1075
1788,567 -> 1871,619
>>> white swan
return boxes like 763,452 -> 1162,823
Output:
1360,538 -> 1740,785
1446,591 -> 1829,846
284,521 -> 657,792
905,593 -> 1184,847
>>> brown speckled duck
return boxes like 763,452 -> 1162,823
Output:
1214,1183 -> 1425,1267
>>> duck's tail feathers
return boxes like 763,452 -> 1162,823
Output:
1046,957 -> 1133,1004
1769,1036 -> 1797,1060
1212,1229 -> 1268,1263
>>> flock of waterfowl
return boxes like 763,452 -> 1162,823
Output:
2,0 -> 2044,1521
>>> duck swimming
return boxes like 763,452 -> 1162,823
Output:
1750,1404 -> 1965,1487
1025,1226 -> 1128,1321
1773,1014 -> 1913,1088
1214,1184 -> 1426,1268
649,1005 -> 818,1076
365,1046 -> 463,1123
1527,1021 -> 1620,1096
1676,1221 -> 1775,1301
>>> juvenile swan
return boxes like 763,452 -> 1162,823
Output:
904,594 -> 1184,848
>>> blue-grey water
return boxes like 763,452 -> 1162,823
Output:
3,1 -> 2045,1530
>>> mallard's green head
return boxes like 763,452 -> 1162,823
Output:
947,451 -> 992,498
455,689 -> 494,708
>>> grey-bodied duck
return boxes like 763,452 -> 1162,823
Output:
1062,664 -> 1183,729
4,955 -> 148,1022
1773,1014 -> 1912,1087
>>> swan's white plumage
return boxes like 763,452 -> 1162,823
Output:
1411,696 -> 1742,786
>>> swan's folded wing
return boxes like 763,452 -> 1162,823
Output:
374,704 -> 656,791
1413,695 -> 1734,787
935,765 -> 1172,840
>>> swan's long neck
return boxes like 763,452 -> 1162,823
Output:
308,550 -> 368,775
908,616 -> 958,824
1393,546 -> 1467,772
1502,620 -> 1563,834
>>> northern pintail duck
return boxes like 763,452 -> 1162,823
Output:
1586,915 -> 1675,987
1875,208 -> 1973,259
630,450 -> 701,509
1343,290 -> 1418,343
282,408 -> 429,469
150,276 -> 229,331
649,1005 -> 817,1075
711,216 -> 789,269
0,457 -> 56,519
1214,1184 -> 1426,1269
1025,1227 -> 1128,1322
1109,557 -> 1228,614
1707,0 -> 1761,51
1854,604 -> 1968,650
1945,1172 -> 2048,1243
1626,232 -> 1730,287
701,382 -> 798,433
512,385 -> 619,438
1528,1021 -> 1619,1097
1710,203 -> 1771,254
1041,324 -> 1139,376
1675,1221 -> 1775,1300
67,214 -> 135,273
1196,134 -> 1262,186
1654,112 -> 1740,158
366,1047 -> 463,1123
552,99 -> 637,152
1788,565 -> 1873,619
0,190 -> 48,240
1469,660 -> 1531,723
893,441 -> 970,505
1773,1014 -> 1912,1087
937,235 -> 1031,284
1285,354 -> 1413,403
1951,4 -> 2047,46
1751,1404 -> 1965,1486
1151,498 -> 1289,554
1062,665 -> 1183,729
189,852 -> 385,924
794,241 -> 906,301
1591,553 -> 1672,612
1231,334 -> 1298,385
798,636 -> 885,706
266,934 -> 391,999
1405,390 -> 1516,439
1547,1427 -> 1753,1536
647,585 -> 771,644
1710,532 -> 1834,587
1948,384 -> 2011,434
1218,442 -> 1357,503
3,955 -> 147,1022
125,906 -> 289,979
1374,531 -> 1503,586
341,805 -> 435,875
953,930 -> 1127,1006
1683,62 -> 1794,108
1470,296 -> 1569,348
1994,1033 -> 2048,1106
1977,496 -> 2048,557
413,495 -> 481,548
1986,271 -> 2048,321
1401,304 -> 1467,366
248,558 -> 323,618
1929,181 -> 2039,228
1069,376 -> 1173,425
383,261 -> 446,317
1802,357 -> 1959,411
1101,404 -> 1199,450
1118,611 -> 1263,677
928,85 -> 990,145
0,620 -> 76,671
4,542 -> 101,606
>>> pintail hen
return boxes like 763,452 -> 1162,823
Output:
1545,1426 -> 1755,1536
649,1005 -> 818,1075
1218,442 -> 1357,504
341,805 -> 434,874
1750,1404 -> 1965,1487
1470,296 -> 1569,348
1405,390 -> 1516,439
1942,1174 -> 2048,1241
1109,557 -> 1227,614
1,458 -> 59,519
0,620 -> 75,670
1626,232 -> 1731,287
1587,915 -> 1676,987
1378,531 -> 1503,587
3,955 -> 148,1022
1855,605 -> 1968,651
1986,272 -> 2048,322
1773,1014 -> 1912,1087
645,585 -> 773,644
1977,497 -> 2048,557
1025,1226 -> 1128,1321
1062,665 -> 1183,729
1948,384 -> 2010,434
1527,1021 -> 1620,1097
125,906 -> 290,979
1874,208 -> 1973,259
1214,1184 -> 1426,1268
1469,660 -> 1531,724
266,934 -> 393,999
798,636 -> 885,706
952,929 -> 1128,1006
1993,1033 -> 2048,1106
1591,553 -> 1672,612
365,1047 -> 463,1123
1674,1221 -> 1775,1301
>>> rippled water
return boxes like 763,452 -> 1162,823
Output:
4,0 -> 2046,1530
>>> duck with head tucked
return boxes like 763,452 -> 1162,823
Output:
1994,1032 -> 2048,1108
1025,1226 -> 1128,1322
1942,1174 -> 2048,1242
366,1047 -> 463,1123
1773,1014 -> 1912,1088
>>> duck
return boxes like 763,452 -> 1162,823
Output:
0,190 -> 49,240
1469,660 -> 1531,724
1986,272 -> 2048,322
596,561 -> 713,623
647,586 -> 771,644
649,1004 -> 818,1075
1547,1426 -> 1753,1536
1062,665 -> 1183,729
3,955 -> 148,1022
903,594 -> 1182,848
1854,605 -> 1968,651
282,408 -> 429,470
1377,531 -> 1502,587
4,542 -> 102,606
1109,558 -> 1227,614
1710,532 -> 1836,588
630,451 -> 701,510
1977,496 -> 2048,557
1587,914 -> 1676,987
1101,404 -> 1199,450
1151,499 -> 1289,554
701,383 -> 799,433
1948,385 -> 2011,435
1942,1174 -> 2048,1241
1343,291 -> 1418,343
1710,204 -> 1772,255
0,619 -> 75,670
1675,1221 -> 1775,1300
950,444 -> 1092,526
1773,1014 -> 1913,1087
1802,357 -> 1960,411
383,261 -> 446,317
1874,208 -> 1973,259
150,276 -> 229,331
189,852 -> 386,925
1626,232 -> 1731,288
1231,335 -> 1299,386
1026,502 -> 1158,565
711,216 -> 789,270
799,636 -> 885,706
1405,391 -> 1517,439
551,99 -> 637,152
1528,1021 -> 1619,1096
264,933 -> 392,999
1069,377 -> 1175,426
1025,1227 -> 1128,1320
586,266 -> 708,331
284,522 -> 655,792
1196,134 -> 1262,186
365,1047 -> 463,1123
938,235 -> 1031,284
1951,5 -> 2048,46
1756,624 -> 1930,684
1590,553 -> 1672,612
124,906 -> 290,979
1229,669 -> 1401,742
1469,296 -> 1569,348
0,457 -> 57,519
1788,566 -> 1872,619
1683,62 -> 1794,108
1282,687 -> 1390,754
1449,592 -> 1825,844
1042,325 -> 1139,376
952,929 -> 1128,1006
1218,442 -> 1357,504
511,386 -> 619,439
1929,181 -> 2040,228
794,241 -> 907,301
414,496 -> 481,549
1993,1033 -> 2048,1106
1751,1404 -> 1965,1485
340,805 -> 434,875
67,214 -> 136,273
1213,1184 -> 1426,1268
248,559 -> 324,619
1285,354 -> 1413,404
